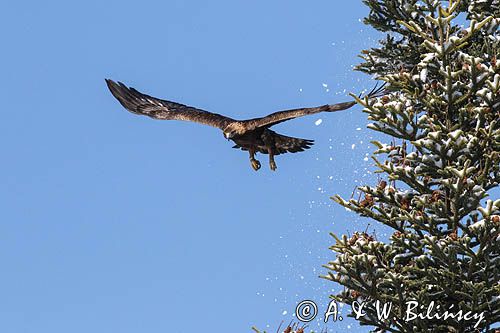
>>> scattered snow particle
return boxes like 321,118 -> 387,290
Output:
351,144 -> 356,149
322,83 -> 328,88
282,310 -> 288,315
363,156 -> 369,161
299,88 -> 303,92
420,67 -> 428,82
315,119 -> 323,126
356,127 -> 362,131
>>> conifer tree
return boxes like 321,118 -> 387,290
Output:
325,0 -> 499,332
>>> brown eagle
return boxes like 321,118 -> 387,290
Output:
106,79 -> 382,171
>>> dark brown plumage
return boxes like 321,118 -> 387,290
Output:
105,79 -> 381,171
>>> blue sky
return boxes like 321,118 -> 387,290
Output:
2,1 -> 398,332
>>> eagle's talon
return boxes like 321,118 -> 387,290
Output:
269,161 -> 277,171
251,159 -> 261,171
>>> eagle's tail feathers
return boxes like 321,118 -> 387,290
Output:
273,134 -> 314,155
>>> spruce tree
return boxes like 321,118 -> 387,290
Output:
325,0 -> 499,332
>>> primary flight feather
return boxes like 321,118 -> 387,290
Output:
106,79 -> 382,171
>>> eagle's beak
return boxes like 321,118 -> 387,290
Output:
224,132 -> 233,140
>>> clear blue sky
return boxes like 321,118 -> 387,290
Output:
2,1 -> 395,332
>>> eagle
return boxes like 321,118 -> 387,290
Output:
106,79 -> 382,171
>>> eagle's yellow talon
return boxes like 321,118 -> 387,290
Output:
251,159 -> 261,171
270,161 -> 277,171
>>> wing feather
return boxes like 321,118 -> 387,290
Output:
240,83 -> 387,130
105,79 -> 234,130
242,101 -> 356,130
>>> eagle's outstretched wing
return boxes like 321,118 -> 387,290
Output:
242,101 -> 356,130
241,83 -> 386,130
106,79 -> 235,130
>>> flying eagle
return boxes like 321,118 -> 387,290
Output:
106,79 -> 382,171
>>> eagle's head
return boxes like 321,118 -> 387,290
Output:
223,123 -> 246,140
223,131 -> 235,140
